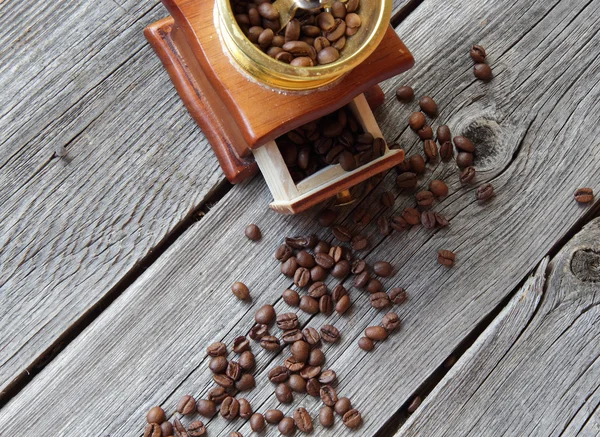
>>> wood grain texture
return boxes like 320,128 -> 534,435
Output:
397,219 -> 600,437
1,0 -> 600,435
0,0 -> 224,394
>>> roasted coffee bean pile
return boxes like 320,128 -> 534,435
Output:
232,0 -> 362,66
277,105 -> 386,182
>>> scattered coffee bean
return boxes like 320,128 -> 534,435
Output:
301,365 -> 322,380
343,409 -> 362,428
238,398 -> 253,419
389,287 -> 408,305
320,295 -> 334,314
353,207 -> 372,226
209,356 -> 228,374
438,249 -> 456,267
391,215 -> 410,231
227,361 -> 243,381
335,397 -> 352,416
373,261 -> 393,277
470,45 -> 487,63
419,96 -> 438,117
281,257 -> 298,277
574,187 -> 594,203
396,85 -> 415,102
331,259 -> 351,278
320,385 -> 339,406
231,282 -> 250,300
332,225 -> 352,242
402,207 -> 421,225
354,270 -> 370,288
366,278 -> 383,294
459,166 -> 476,184
250,413 -> 266,431
421,210 -> 436,229
453,136 -> 475,153
370,292 -> 390,309
329,245 -> 343,263
244,224 -> 261,241
207,386 -> 230,403
309,348 -> 326,366
365,325 -> 388,341
300,295 -> 320,314
214,373 -> 235,389
265,409 -> 285,424
315,252 -> 335,269
396,172 -> 418,188
296,250 -> 315,268
196,399 -> 217,418
207,342 -> 227,357
233,335 -> 251,353
474,63 -> 493,81
290,340 -> 311,362
416,190 -> 435,207
319,369 -> 337,385
381,191 -> 395,208
430,180 -> 449,197
173,418 -> 186,436
220,396 -> 240,420
255,304 -> 276,324
408,154 -> 426,174
303,327 -> 321,346
407,396 -> 422,413
476,183 -> 495,201
229,432 -> 242,437
275,383 -> 294,403
358,336 -> 374,351
188,420 -> 206,437
282,329 -> 303,344
146,406 -> 167,424
456,151 -> 474,168
378,216 -> 392,236
423,139 -> 438,161
311,265 -> 328,282
320,406 -> 335,427
278,417 -> 296,435
289,374 -> 307,392
294,407 -> 313,432
418,125 -> 434,140
306,377 -> 322,397
435,212 -> 449,227
285,355 -> 306,372
314,240 -> 330,254
440,141 -> 454,161
317,208 -> 338,227
249,323 -> 269,341
282,289 -> 300,306
382,312 -> 401,331
437,125 -> 451,144
260,335 -> 281,351
277,313 -> 299,330
160,421 -> 173,437
275,243 -> 293,262
409,112 -> 426,131
294,267 -> 311,287
320,324 -> 340,343
143,423 -> 161,437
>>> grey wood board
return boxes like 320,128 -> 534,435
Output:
397,218 -> 600,437
1,0 -> 600,436
0,0 -> 224,394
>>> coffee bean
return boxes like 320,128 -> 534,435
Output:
435,212 -> 449,227
249,323 -> 269,341
339,150 -> 357,171
382,312 -> 401,331
320,295 -> 334,315
351,234 -> 368,251
277,313 -> 299,330
402,207 -> 421,225
430,180 -> 449,197
306,378 -> 322,396
257,2 -> 279,19
308,348 -> 326,366
380,191 -> 395,208
378,216 -> 392,236
289,374 -> 307,393
214,373 -> 234,388
275,244 -> 293,262
574,188 -> 594,203
369,291 -> 390,309
289,340 -> 310,362
476,183 -> 494,201
419,96 -> 438,117
260,335 -> 281,351
284,356 -> 306,372
314,240 -> 330,254
220,396 -> 240,420
358,336 -> 374,351
440,141 -> 454,161
409,112 -> 426,131
421,210 -> 436,228
318,46 -> 340,64
329,245 -> 343,262
330,284 -> 347,302
423,139 -> 438,161
336,294 -> 351,314
320,324 -> 340,343
282,329 -> 303,344
233,335 -> 250,353
331,259 -> 351,278
196,399 -> 217,418
365,325 -> 388,341
265,409 -> 285,424
250,413 -> 266,431
389,288 -> 408,305
408,154 -> 426,174
396,85 -> 415,102
278,417 -> 296,435
366,278 -> 383,294
307,282 -> 327,299
300,365 -> 322,379
315,253 -> 335,269
282,289 -> 300,306
454,136 -> 475,153
143,423 -> 161,437
459,166 -> 476,184
157,422 -> 172,437
335,397 -> 352,416
299,295 -> 320,314
320,385 -> 338,406
373,261 -> 393,277
343,409 -> 362,428
416,190 -> 435,207
396,172 -> 418,188
173,418 -> 187,437
396,159 -> 412,173
207,386 -> 229,403
269,365 -> 290,383
275,383 -> 294,403
418,125 -> 434,141
176,395 -> 197,416
293,407 -> 313,432
281,257 -> 298,277
456,152 -> 474,168
187,421 -> 206,437
332,225 -> 352,242
474,63 -> 493,81
470,45 -> 487,63
350,259 -> 366,275
391,215 -> 410,231
319,369 -> 337,385
231,282 -> 250,300
237,373 -> 255,391
244,224 -> 261,241
236,352 -> 254,374
311,265 -> 328,282
294,267 -> 311,287
209,356 -> 228,374
320,406 -> 335,427
207,342 -> 227,357
146,406 -> 167,424
353,270 -> 370,288
437,125 -> 451,144
226,361 -> 243,381
302,327 -> 321,346
438,249 -> 456,266
296,250 -> 315,268
408,396 -> 422,413
353,207 -> 372,226
317,208 -> 338,227
255,304 -> 276,324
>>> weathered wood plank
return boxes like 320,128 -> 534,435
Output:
0,1 -> 224,394
1,0 -> 600,435
396,219 -> 600,436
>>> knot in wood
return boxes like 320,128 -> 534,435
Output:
461,118 -> 502,165
571,249 -> 600,282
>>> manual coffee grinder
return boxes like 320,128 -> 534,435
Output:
145,0 -> 414,213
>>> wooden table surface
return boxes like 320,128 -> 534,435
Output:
1,0 -> 599,435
